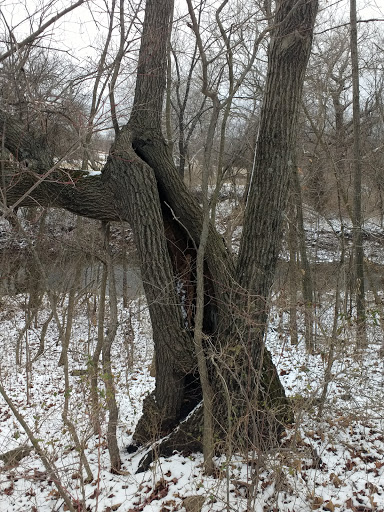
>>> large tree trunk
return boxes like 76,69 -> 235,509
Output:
1,0 -> 318,465
125,0 -> 318,455
104,129 -> 195,437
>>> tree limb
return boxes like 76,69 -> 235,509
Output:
0,0 -> 86,63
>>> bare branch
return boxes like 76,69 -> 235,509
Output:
0,0 -> 86,63
315,18 -> 384,36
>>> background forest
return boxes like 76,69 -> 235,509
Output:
1,0 -> 384,511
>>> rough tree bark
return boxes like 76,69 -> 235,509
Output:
1,0 -> 318,465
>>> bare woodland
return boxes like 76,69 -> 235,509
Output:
1,0 -> 384,511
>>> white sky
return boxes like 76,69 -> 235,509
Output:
0,0 -> 114,61
1,0 -> 384,62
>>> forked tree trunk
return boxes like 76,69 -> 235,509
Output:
1,0 -> 318,463
123,0 -> 318,455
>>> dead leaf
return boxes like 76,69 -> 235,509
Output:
366,482 -> 378,494
4,483 -> 14,496
312,496 -> 324,510
292,458 -> 302,471
261,480 -> 273,490
345,459 -> 357,471
345,498 -> 354,510
48,489 -> 60,499
324,500 -> 335,511
330,473 -> 343,488
89,488 -> 100,500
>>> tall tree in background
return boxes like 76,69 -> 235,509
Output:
350,0 -> 366,336
1,0 -> 318,463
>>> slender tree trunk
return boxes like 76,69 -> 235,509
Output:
59,255 -> 93,483
287,199 -> 299,346
350,0 -> 366,339
291,166 -> 314,351
100,223 -> 122,473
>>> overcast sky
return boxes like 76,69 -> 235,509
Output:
1,0 -> 383,63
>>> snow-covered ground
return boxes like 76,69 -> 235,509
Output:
1,288 -> 383,512
1,203 -> 384,511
